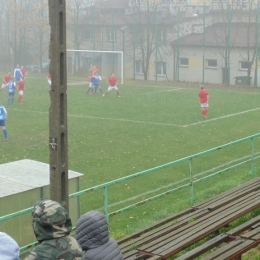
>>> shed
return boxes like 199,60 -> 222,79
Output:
0,159 -> 83,248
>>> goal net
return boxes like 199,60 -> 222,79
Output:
66,49 -> 124,84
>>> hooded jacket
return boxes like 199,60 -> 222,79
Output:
0,232 -> 20,260
24,199 -> 83,260
76,211 -> 124,260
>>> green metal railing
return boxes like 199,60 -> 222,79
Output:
0,133 -> 260,253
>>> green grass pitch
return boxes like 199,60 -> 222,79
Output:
0,73 -> 260,237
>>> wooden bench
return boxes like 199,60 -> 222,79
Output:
175,215 -> 260,260
119,176 -> 260,260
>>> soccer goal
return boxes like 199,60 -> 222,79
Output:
66,49 -> 124,84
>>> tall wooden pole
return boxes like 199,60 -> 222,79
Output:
48,0 -> 69,212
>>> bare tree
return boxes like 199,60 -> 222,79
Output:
127,0 -> 174,80
67,0 -> 94,73
235,2 -> 260,86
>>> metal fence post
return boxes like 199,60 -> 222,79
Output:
189,158 -> 194,206
103,186 -> 109,221
251,137 -> 255,177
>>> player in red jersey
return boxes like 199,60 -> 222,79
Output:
105,74 -> 120,97
47,73 -> 51,90
198,85 -> 209,119
18,79 -> 25,104
87,72 -> 94,95
1,72 -> 11,89
20,66 -> 27,80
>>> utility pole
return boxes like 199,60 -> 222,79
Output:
48,0 -> 69,212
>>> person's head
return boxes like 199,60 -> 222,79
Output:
31,199 -> 72,242
0,232 -> 20,260
16,64 -> 19,68
76,211 -> 109,250
200,85 -> 204,90
111,74 -> 115,77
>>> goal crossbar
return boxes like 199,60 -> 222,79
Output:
66,49 -> 124,84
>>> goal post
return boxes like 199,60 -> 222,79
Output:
66,49 -> 124,84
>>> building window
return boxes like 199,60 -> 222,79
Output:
240,61 -> 251,70
180,58 -> 189,66
206,59 -> 217,68
135,60 -> 144,74
156,62 -> 166,75
84,30 -> 92,40
107,28 -> 116,41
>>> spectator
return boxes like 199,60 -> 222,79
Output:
76,211 -> 123,260
0,232 -> 20,260
25,199 -> 83,260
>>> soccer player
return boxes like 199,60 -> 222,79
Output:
90,65 -> 98,75
198,85 -> 209,119
0,104 -> 8,140
105,74 -> 120,97
1,72 -> 11,89
7,77 -> 16,104
14,64 -> 23,84
91,72 -> 105,95
87,72 -> 94,95
47,73 -> 51,90
20,65 -> 27,80
87,66 -> 98,94
18,79 -> 25,104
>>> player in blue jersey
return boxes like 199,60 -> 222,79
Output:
14,64 -> 23,84
0,104 -> 8,140
91,73 -> 105,96
7,77 -> 16,104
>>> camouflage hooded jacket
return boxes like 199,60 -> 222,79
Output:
24,199 -> 83,260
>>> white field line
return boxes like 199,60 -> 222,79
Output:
12,109 -> 184,127
183,107 -> 260,127
125,83 -> 169,88
146,88 -> 183,94
126,83 -> 260,95
68,81 -> 88,86
25,78 -> 260,94
100,153 -> 260,210
10,108 -> 259,208
13,107 -> 260,128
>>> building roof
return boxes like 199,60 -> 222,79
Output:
0,159 -> 83,198
172,22 -> 259,48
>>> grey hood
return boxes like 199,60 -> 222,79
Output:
76,211 -> 109,250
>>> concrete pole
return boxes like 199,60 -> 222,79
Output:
48,0 -> 69,212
